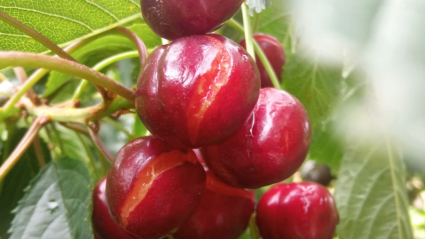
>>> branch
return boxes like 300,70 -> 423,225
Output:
88,125 -> 113,162
13,67 -> 38,103
0,10 -> 76,62
0,52 -> 135,103
0,116 -> 49,181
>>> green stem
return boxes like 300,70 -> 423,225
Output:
226,19 -> 282,89
0,72 -> 7,82
0,52 -> 135,102
0,10 -> 75,62
241,3 -> 255,60
102,117 -> 134,140
249,213 -> 260,239
1,35 -> 112,119
76,132 -> 101,180
113,27 -> 149,72
72,51 -> 139,101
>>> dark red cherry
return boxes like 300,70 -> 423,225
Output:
256,182 -> 339,239
92,177 -> 134,239
106,137 -> 206,239
240,34 -> 286,88
174,170 -> 254,239
141,0 -> 244,40
135,34 -> 260,149
201,88 -> 311,188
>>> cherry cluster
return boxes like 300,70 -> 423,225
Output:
92,1 -> 339,239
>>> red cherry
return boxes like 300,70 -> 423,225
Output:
106,137 -> 206,239
92,178 -> 133,239
174,170 -> 254,239
201,88 -> 311,188
256,182 -> 339,239
141,0 -> 244,40
136,34 -> 260,149
240,34 -> 286,88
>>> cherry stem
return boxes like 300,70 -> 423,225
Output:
249,213 -> 260,239
0,116 -> 49,181
89,127 -> 114,162
0,52 -> 135,102
0,10 -> 76,62
32,135 -> 46,167
1,36 -> 109,120
226,19 -> 282,89
241,3 -> 256,60
13,67 -> 38,102
113,27 -> 149,74
103,117 -> 135,140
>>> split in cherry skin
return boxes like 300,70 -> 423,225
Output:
174,154 -> 255,239
201,88 -> 311,189
106,137 -> 206,239
240,33 -> 286,88
256,182 -> 339,239
92,177 -> 134,239
135,34 -> 260,149
141,0 -> 244,40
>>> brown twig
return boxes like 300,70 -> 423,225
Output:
59,122 -> 90,137
0,116 -> 50,181
32,135 -> 46,167
88,123 -> 113,162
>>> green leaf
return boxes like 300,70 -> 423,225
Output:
335,141 -> 413,239
0,0 -> 141,52
42,23 -> 160,97
9,156 -> 93,239
282,55 -> 346,170
0,128 -> 51,239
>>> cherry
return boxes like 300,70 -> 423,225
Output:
136,34 -> 260,149
92,177 -> 134,239
201,88 -> 311,188
106,137 -> 206,239
141,0 -> 244,40
256,182 -> 339,239
174,156 -> 254,239
301,161 -> 333,187
240,34 -> 286,88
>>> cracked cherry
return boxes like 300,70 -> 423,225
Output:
136,34 -> 260,149
240,34 -> 286,88
141,0 -> 244,40
92,177 -> 134,239
201,88 -> 311,188
106,137 -> 206,239
256,182 -> 339,239
174,160 -> 254,239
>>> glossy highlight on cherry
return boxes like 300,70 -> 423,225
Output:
141,0 -> 244,40
106,137 -> 206,239
135,34 -> 260,149
256,182 -> 339,239
201,88 -> 311,188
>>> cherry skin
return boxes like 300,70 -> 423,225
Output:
92,177 -> 134,239
201,88 -> 311,188
174,160 -> 254,239
106,137 -> 206,239
141,0 -> 244,40
136,34 -> 260,149
240,34 -> 286,88
256,182 -> 339,239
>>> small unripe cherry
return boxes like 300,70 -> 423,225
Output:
201,88 -> 311,188
92,177 -> 133,239
141,0 -> 244,40
240,34 -> 286,88
106,137 -> 206,239
136,34 -> 260,149
174,166 -> 254,239
256,182 -> 339,239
